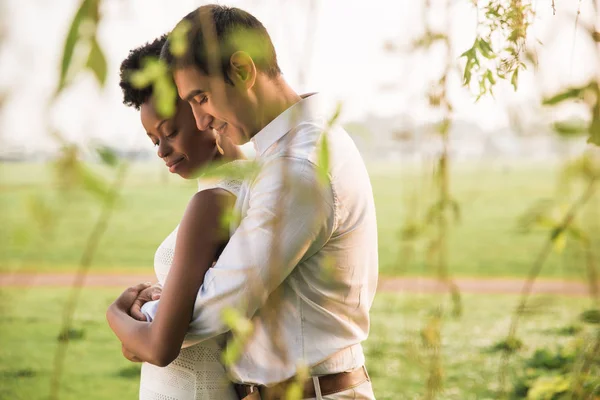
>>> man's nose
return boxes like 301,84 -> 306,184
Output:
191,105 -> 213,131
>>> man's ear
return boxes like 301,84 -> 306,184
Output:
229,51 -> 257,90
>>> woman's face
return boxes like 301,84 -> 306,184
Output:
140,98 -> 220,179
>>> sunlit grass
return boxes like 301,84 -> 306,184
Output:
0,287 -> 593,399
2,161 -> 598,279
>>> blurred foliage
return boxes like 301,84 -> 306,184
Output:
510,334 -> 600,399
284,364 -> 309,400
552,324 -> 583,336
517,200 -> 587,254
129,57 -> 177,119
543,81 -> 600,146
460,0 -> 600,147
580,309 -> 600,325
57,327 -> 86,342
316,102 -> 342,187
116,365 -> 142,379
168,20 -> 191,57
489,336 -> 525,353
19,0 -> 600,398
220,307 -> 253,367
461,0 -> 533,97
57,0 -> 106,95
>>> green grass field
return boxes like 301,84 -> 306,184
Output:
2,161 -> 598,279
0,287 -> 594,399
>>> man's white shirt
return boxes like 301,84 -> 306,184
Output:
169,94 -> 378,385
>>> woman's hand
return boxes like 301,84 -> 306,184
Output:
108,282 -> 152,316
122,343 -> 142,362
129,284 -> 163,321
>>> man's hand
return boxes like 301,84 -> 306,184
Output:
122,343 -> 142,362
129,284 -> 162,321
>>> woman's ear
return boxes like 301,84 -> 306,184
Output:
229,51 -> 256,90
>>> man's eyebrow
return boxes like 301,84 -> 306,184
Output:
183,89 -> 205,102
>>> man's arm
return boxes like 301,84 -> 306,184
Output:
106,188 -> 234,366
185,157 -> 335,340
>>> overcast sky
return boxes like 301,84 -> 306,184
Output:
0,0 -> 597,152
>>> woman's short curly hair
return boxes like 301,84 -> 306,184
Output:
119,35 -> 167,110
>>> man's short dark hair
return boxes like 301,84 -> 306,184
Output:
119,35 -> 167,109
161,5 -> 281,84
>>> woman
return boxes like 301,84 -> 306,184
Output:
108,35 -> 244,400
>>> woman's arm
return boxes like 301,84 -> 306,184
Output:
106,188 -> 234,366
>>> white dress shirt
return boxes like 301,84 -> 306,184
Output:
184,93 -> 379,385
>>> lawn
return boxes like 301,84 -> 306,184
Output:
1,161 -> 599,279
0,287 -> 595,399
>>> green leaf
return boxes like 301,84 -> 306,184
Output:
317,133 -> 330,186
168,20 -> 191,57
153,76 -> 177,119
588,97 -> 600,146
459,46 -> 475,59
129,63 -> 155,89
477,38 -> 496,59
327,102 -> 343,127
221,308 -> 253,337
543,84 -> 590,106
412,32 -> 447,49
96,146 -> 118,167
285,382 -> 303,400
511,68 -> 519,91
220,307 -> 254,366
57,0 -> 99,94
221,336 -> 243,366
86,37 -> 107,87
485,69 -> 496,85
285,365 -> 309,400
552,119 -> 588,137
128,58 -> 178,118
463,65 -> 472,86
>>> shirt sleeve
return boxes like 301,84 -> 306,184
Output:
140,296 -> 206,348
184,156 -> 335,341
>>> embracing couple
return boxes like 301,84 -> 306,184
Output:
106,4 -> 378,400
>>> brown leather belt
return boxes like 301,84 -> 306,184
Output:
234,366 -> 370,400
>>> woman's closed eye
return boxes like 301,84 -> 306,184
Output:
166,129 -> 179,139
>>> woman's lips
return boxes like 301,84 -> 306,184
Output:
166,157 -> 185,173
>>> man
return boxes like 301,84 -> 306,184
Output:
164,5 -> 378,399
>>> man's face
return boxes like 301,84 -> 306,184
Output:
173,65 -> 250,145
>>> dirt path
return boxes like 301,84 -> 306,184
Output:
0,273 -> 594,296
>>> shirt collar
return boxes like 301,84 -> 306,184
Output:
251,93 -> 321,157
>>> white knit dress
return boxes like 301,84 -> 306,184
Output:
138,176 -> 242,400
